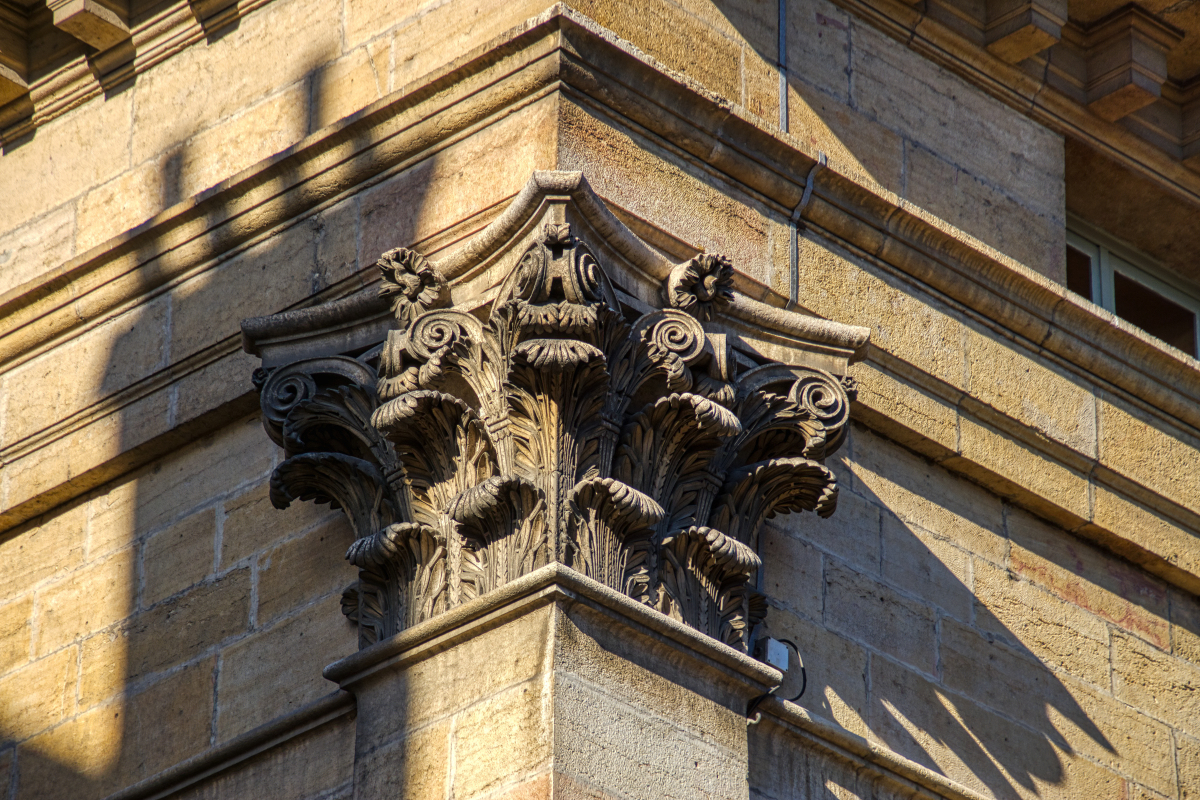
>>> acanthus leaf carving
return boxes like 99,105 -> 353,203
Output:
251,188 -> 865,654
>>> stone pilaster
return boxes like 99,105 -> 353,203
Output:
325,563 -> 779,800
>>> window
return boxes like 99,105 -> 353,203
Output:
1066,220 -> 1200,358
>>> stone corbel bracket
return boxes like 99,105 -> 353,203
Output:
242,170 -> 870,654
0,5 -> 29,107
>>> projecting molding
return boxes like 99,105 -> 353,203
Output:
242,171 -> 870,651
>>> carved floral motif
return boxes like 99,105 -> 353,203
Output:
258,223 -> 854,652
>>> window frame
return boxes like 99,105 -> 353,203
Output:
1066,216 -> 1200,358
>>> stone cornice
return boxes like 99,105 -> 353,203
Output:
1,6 -> 1197,595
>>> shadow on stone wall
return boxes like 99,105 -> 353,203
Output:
0,49 -> 435,799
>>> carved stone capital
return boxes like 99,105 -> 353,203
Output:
243,171 -> 871,653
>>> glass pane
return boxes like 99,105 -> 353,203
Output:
1066,246 -> 1093,301
1113,271 -> 1196,357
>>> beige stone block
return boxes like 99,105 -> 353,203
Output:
1,296 -> 168,448
853,361 -> 959,455
0,204 -> 75,296
1090,483 -> 1200,582
870,654 -> 1125,800
557,100 -> 772,286
973,558 -> 1110,687
16,657 -> 213,800
221,480 -> 336,569
849,20 -> 1063,215
173,713 -> 355,800
794,246 -> 967,392
35,548 -> 135,658
567,0 -> 743,102
1008,507 -> 1169,650
80,568 -> 250,708
0,502 -> 86,599
0,91 -> 131,240
0,646 -> 77,741
555,605 -> 748,745
170,348 -> 259,426
1100,395 -> 1200,514
360,96 -> 557,262
170,219 -> 321,364
824,561 -> 936,674
0,595 -> 33,676
142,508 -> 216,607
1179,732 -> 1200,800
355,718 -> 451,800
760,524 -> 823,621
311,46 -> 384,130
759,609 -> 869,736
553,675 -> 744,800
1170,587 -> 1200,662
850,426 -> 1008,565
257,516 -> 356,624
880,513 -> 973,621
965,326 -> 1095,455
905,145 -> 1065,279
941,617 -> 1175,795
130,0 -> 341,165
772,486 -> 881,574
356,605 -> 552,751
787,79 -> 904,196
1112,628 -> 1200,737
216,593 -> 355,741
951,413 -> 1090,521
785,0 -> 853,99
489,774 -> 552,800
743,45 -> 780,123
75,158 -> 167,255
89,415 -> 276,553
172,84 -> 309,201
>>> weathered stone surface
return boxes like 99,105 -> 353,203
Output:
1,296 -> 168,449
973,558 -> 1110,687
220,480 -> 335,570
1111,628 -> 1200,737
1171,586 -> 1200,662
851,425 -> 1008,565
16,657 -> 213,800
0,646 -> 77,740
880,512 -> 973,621
785,0 -> 853,101
129,0 -> 341,166
759,609 -> 870,736
760,524 -> 824,621
256,516 -> 356,624
0,205 -> 75,297
825,561 -> 936,675
773,486 -> 881,574
216,594 -> 355,741
35,547 -> 135,658
79,568 -> 250,708
1179,732 -> 1200,800
0,594 -> 33,675
1008,507 -> 1170,649
964,325 -> 1096,455
0,501 -> 86,600
74,158 -> 168,256
454,680 -> 551,798
354,718 -> 451,800
1100,394 -> 1200,515
0,92 -> 132,246
142,508 -> 216,607
173,714 -> 356,800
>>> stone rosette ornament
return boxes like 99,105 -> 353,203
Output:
247,172 -> 866,654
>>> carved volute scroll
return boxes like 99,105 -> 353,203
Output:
247,173 -> 867,653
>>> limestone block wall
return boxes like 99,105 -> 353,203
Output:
754,422 -> 1199,800
0,2 -> 1195,800
0,415 -> 358,800
0,0 -> 1064,300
